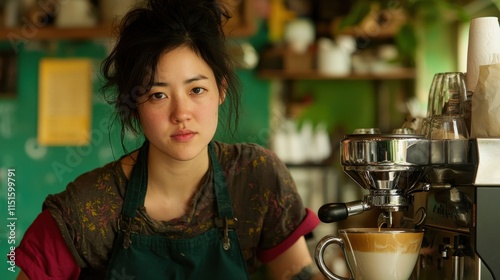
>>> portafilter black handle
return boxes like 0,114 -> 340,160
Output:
318,200 -> 368,223
318,203 -> 348,223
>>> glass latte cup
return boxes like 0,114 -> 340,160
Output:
315,228 -> 424,280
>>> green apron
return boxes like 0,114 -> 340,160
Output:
105,141 -> 249,279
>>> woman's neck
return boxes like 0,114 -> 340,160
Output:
147,144 -> 210,199
142,144 -> 210,221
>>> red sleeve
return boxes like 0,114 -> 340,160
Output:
14,210 -> 81,280
257,208 -> 320,263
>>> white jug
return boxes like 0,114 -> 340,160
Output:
55,0 -> 97,28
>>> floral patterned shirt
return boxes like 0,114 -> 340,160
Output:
39,141 -> 317,278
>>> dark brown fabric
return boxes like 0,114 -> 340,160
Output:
43,141 -> 307,276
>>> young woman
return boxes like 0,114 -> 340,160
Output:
15,0 -> 321,279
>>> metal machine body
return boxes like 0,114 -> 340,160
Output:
410,138 -> 500,280
317,135 -> 500,280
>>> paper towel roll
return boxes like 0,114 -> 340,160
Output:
466,17 -> 500,92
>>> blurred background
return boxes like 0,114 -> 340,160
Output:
0,0 -> 500,279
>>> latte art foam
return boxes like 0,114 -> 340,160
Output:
343,230 -> 423,254
342,229 -> 423,280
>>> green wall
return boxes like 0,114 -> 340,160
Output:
0,40 -> 113,279
293,80 -> 377,132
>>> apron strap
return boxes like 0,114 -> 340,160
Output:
209,141 -> 234,219
122,141 -> 149,220
208,142 -> 238,250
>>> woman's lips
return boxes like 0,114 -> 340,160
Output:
171,130 -> 196,142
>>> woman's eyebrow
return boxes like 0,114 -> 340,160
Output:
151,82 -> 168,87
151,75 -> 209,87
185,74 -> 209,84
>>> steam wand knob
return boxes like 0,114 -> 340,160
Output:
318,200 -> 370,223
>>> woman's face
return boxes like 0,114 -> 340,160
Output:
137,46 -> 224,161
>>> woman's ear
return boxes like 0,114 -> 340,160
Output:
219,90 -> 226,105
219,80 -> 227,105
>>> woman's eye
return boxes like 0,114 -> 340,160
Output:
150,92 -> 166,100
191,87 -> 205,95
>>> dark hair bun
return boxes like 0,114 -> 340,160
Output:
146,0 -> 230,32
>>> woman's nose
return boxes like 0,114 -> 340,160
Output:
170,97 -> 192,123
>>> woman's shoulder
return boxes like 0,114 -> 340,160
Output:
42,158 -> 129,274
44,157 -> 129,210
71,159 -> 127,194
212,141 -> 289,180
213,141 -> 279,163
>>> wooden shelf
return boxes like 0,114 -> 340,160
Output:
0,25 -> 115,40
0,0 -> 255,41
258,68 -> 416,81
0,24 -> 253,41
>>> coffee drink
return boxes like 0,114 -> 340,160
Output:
315,228 -> 424,280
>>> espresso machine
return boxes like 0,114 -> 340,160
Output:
317,133 -> 500,279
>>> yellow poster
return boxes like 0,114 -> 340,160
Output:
38,59 -> 92,146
